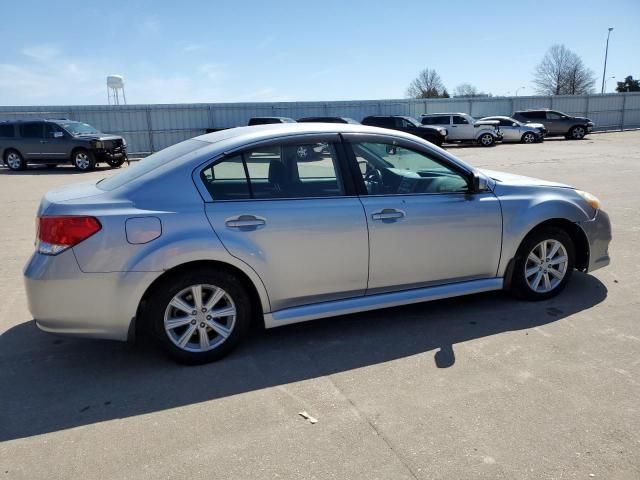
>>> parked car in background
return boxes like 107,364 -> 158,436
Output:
512,109 -> 594,140
0,119 -> 127,171
25,123 -> 611,364
480,116 -> 546,143
247,117 -> 296,126
420,113 -> 502,147
297,116 -> 360,124
361,115 -> 447,146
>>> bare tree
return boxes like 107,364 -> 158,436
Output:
453,83 -> 491,97
534,44 -> 596,95
406,68 -> 446,98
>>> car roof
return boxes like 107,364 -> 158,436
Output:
422,112 -> 467,116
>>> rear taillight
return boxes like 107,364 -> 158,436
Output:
37,216 -> 102,255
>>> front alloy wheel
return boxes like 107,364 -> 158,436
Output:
73,149 -> 96,171
479,133 -> 495,147
164,284 -> 236,353
570,126 -> 586,140
522,132 -> 536,144
524,240 -> 568,293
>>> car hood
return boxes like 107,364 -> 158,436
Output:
479,169 -> 572,189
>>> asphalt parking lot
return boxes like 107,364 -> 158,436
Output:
1,132 -> 639,479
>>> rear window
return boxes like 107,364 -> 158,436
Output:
0,124 -> 14,137
19,122 -> 43,138
97,139 -> 207,191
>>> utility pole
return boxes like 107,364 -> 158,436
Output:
601,27 -> 614,94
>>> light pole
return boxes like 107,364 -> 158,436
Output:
515,86 -> 525,96
601,27 -> 614,94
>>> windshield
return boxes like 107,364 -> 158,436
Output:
58,121 -> 101,136
402,117 -> 421,127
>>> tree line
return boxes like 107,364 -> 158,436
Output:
406,44 -> 637,98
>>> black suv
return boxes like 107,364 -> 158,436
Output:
512,109 -> 594,140
361,115 -> 447,146
0,119 -> 127,171
247,117 -> 296,126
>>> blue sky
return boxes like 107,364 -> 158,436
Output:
1,0 -> 638,105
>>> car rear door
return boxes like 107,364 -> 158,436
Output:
17,122 -> 44,160
201,134 -> 369,312
343,133 -> 502,293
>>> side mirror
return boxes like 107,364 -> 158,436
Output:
471,172 -> 489,192
512,122 -> 518,127
53,131 -> 64,138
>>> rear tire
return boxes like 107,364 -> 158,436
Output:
509,226 -> 575,301
5,150 -> 26,171
568,126 -> 586,140
478,133 -> 495,147
145,267 -> 252,364
72,148 -> 96,171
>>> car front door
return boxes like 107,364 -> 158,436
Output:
545,111 -> 569,135
42,123 -> 71,161
498,118 -> 520,141
201,134 -> 369,312
17,122 -> 44,160
451,115 -> 474,140
343,134 -> 502,294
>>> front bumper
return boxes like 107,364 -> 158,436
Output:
24,249 -> 158,341
578,209 -> 612,272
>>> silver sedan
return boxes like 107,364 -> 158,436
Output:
24,123 -> 611,363
481,116 -> 546,143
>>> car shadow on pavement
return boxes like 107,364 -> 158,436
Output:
0,165 -> 118,175
0,272 -> 607,442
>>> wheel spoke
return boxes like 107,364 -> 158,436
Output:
549,256 -> 567,266
170,297 -> 194,315
525,266 -> 540,277
528,252 -> 542,265
177,324 -> 196,347
548,241 -> 561,259
207,319 -> 231,338
204,288 -> 226,311
548,266 -> 564,279
540,241 -> 548,260
531,272 -> 543,290
191,285 -> 203,310
210,306 -> 236,318
543,273 -> 551,290
165,316 -> 193,330
198,328 -> 210,350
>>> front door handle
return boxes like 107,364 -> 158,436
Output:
225,215 -> 266,228
371,208 -> 405,221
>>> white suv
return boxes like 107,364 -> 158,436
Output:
420,113 -> 502,147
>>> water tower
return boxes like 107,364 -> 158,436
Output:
107,75 -> 127,105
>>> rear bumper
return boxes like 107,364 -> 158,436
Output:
24,249 -> 158,341
578,209 -> 612,272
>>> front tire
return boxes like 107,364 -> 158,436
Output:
107,157 -> 125,168
521,132 -> 537,144
509,227 -> 575,301
5,150 -> 26,171
146,267 -> 252,364
72,148 -> 96,171
569,126 -> 586,140
478,133 -> 495,147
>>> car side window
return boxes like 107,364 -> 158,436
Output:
500,119 -> 513,127
352,142 -> 469,195
546,111 -> 565,120
19,122 -> 43,138
201,142 -> 345,201
452,115 -> 469,125
44,123 -> 64,138
0,124 -> 15,137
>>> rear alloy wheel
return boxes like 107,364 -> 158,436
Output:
73,149 -> 96,171
569,126 -> 586,140
147,268 -> 251,364
509,227 -> 575,300
5,150 -> 26,171
521,132 -> 536,144
479,133 -> 495,147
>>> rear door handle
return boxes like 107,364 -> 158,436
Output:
225,215 -> 266,228
371,208 -> 405,221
